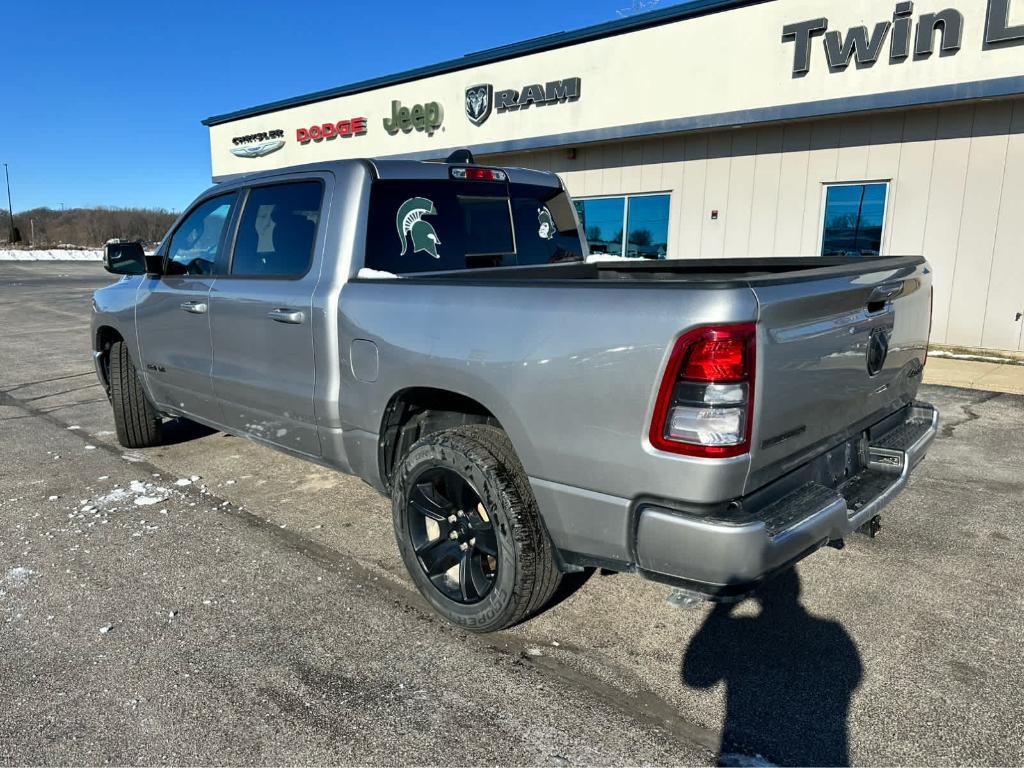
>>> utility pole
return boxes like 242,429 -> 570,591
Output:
3,163 -> 19,244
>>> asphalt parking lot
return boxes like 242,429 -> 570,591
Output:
2,261 -> 1023,766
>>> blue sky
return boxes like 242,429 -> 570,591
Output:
2,0 -> 666,213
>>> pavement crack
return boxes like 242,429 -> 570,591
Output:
940,391 -> 1001,438
1,370 -> 95,393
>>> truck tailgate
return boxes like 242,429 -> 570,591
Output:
747,260 -> 932,492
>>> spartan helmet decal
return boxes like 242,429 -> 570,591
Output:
397,197 -> 442,259
537,206 -> 555,240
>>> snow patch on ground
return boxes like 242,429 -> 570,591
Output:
95,487 -> 133,506
0,249 -> 103,261
929,350 -> 1024,365
128,480 -> 169,506
586,254 -> 637,263
92,480 -> 173,509
6,567 -> 36,587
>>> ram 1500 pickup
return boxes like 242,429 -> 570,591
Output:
93,155 -> 938,631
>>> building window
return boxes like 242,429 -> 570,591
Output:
574,193 -> 671,259
820,182 -> 888,257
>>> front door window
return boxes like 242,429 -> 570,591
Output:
165,193 -> 237,276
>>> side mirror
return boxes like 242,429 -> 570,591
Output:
104,240 -> 162,276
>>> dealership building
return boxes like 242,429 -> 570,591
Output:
204,0 -> 1024,355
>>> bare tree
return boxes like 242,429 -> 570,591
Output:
6,207 -> 179,248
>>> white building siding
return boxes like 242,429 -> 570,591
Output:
485,96 -> 1024,352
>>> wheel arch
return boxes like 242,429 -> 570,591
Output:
94,325 -> 125,393
377,387 -> 506,492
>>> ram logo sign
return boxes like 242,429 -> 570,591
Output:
465,84 -> 493,126
464,78 -> 582,125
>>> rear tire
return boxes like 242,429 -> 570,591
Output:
108,341 -> 163,449
392,424 -> 562,632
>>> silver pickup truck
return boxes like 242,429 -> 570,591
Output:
93,155 -> 938,631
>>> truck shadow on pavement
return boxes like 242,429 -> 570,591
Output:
681,569 -> 863,767
159,416 -> 218,446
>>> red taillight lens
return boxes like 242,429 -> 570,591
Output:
682,336 -> 750,382
649,324 -> 756,458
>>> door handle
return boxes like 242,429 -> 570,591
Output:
180,301 -> 208,314
267,308 -> 305,324
868,282 -> 905,303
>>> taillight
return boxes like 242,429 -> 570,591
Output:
450,166 -> 507,181
649,324 -> 756,458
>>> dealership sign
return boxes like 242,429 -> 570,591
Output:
383,100 -> 444,136
783,0 -> 1024,75
296,117 -> 367,144
230,129 -> 285,158
465,78 -> 582,126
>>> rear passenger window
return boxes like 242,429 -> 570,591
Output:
231,181 -> 323,277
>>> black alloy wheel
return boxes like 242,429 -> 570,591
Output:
391,425 -> 562,632
405,467 -> 499,604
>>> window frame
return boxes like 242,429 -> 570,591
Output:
222,178 -> 327,281
162,191 -> 239,278
817,180 -> 891,258
573,191 -> 672,260
457,194 -> 518,260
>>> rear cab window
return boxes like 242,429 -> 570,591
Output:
365,177 -> 584,274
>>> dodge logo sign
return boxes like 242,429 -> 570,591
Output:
296,117 -> 367,144
465,84 -> 493,126
867,327 -> 890,377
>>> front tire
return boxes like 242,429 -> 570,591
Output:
392,425 -> 561,632
108,341 -> 163,449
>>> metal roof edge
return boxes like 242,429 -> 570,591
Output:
202,0 -> 770,127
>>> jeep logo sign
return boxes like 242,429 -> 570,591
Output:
783,0 -> 1024,75
383,100 -> 444,137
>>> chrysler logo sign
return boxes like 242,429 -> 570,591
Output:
465,78 -> 581,126
231,129 -> 285,158
231,141 -> 284,158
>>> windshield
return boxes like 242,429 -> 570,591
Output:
365,178 -> 585,274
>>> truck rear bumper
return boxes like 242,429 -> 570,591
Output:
634,402 -> 938,594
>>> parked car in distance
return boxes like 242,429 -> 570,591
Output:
93,153 -> 937,631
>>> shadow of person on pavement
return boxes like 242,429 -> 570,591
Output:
681,569 -> 863,767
